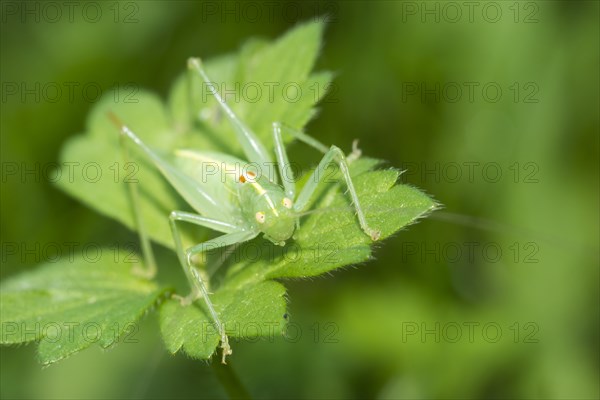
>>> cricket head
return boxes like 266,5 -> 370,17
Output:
251,185 -> 296,246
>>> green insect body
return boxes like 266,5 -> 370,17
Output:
111,58 -> 380,364
173,150 -> 297,245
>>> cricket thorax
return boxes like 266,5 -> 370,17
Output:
237,173 -> 296,245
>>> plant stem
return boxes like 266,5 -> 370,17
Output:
211,361 -> 252,400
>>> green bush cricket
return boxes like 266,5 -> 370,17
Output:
109,58 -> 380,363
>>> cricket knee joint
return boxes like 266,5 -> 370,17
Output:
329,145 -> 343,154
185,250 -> 195,267
329,146 -> 347,163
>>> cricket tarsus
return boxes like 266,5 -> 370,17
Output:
107,57 -> 381,364
346,139 -> 362,164
189,268 -> 232,364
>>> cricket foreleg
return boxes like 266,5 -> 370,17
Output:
169,211 -> 258,363
293,146 -> 381,241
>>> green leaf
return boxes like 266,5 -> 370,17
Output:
48,20 -> 437,362
159,158 -> 436,360
0,252 -> 165,365
238,20 -> 327,141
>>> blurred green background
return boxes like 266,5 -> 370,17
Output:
1,1 -> 598,399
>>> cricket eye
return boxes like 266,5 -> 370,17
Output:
282,198 -> 293,209
255,211 -> 266,224
239,170 -> 257,184
239,171 -> 256,184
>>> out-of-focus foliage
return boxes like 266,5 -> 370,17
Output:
1,1 -> 598,399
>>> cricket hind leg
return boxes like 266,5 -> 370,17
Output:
169,210 -> 259,363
